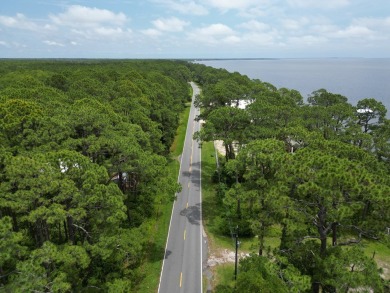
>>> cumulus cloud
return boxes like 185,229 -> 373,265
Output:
70,27 -> 131,40
152,0 -> 208,15
223,35 -> 241,44
43,40 -> 65,47
239,20 -> 270,31
287,0 -> 350,9
332,25 -> 377,39
311,22 -> 337,33
242,32 -> 278,46
188,23 -> 238,45
288,35 -> 327,46
0,0 -> 388,57
351,16 -> 390,33
195,23 -> 235,36
204,0 -> 268,11
141,28 -> 163,37
0,40 -> 9,47
47,5 -> 132,41
152,17 -> 190,32
94,27 -> 127,37
0,13 -> 40,31
49,5 -> 128,28
281,17 -> 310,30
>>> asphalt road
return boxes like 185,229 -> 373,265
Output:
158,82 -> 206,293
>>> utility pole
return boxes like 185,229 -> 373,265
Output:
233,226 -> 239,280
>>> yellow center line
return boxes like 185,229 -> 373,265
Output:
180,272 -> 183,287
184,229 -> 186,240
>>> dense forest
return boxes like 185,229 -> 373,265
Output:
0,59 -> 192,292
1,59 -> 389,292
190,63 -> 390,292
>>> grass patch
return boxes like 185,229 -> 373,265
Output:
170,102 -> 191,157
201,142 -> 243,290
200,141 -> 224,253
135,102 -> 191,293
214,263 -> 236,288
362,239 -> 390,280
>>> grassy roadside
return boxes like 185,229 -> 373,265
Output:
201,141 -> 243,290
201,141 -> 258,291
171,102 -> 192,157
135,102 -> 191,293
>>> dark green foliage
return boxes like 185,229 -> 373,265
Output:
236,256 -> 289,292
192,62 -> 389,292
0,59 -> 191,291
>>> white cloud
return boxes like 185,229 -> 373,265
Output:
241,31 -> 279,46
204,0 -> 268,11
239,20 -> 269,31
363,16 -> 390,26
288,35 -> 327,46
188,23 -> 237,45
333,25 -> 377,39
311,24 -> 339,34
141,28 -> 163,37
50,5 -> 128,28
0,0 -> 389,58
239,6 -> 267,18
222,35 -> 241,44
70,27 -> 131,40
152,17 -> 190,32
281,17 -> 310,30
352,16 -> 390,34
287,0 -> 350,9
47,5 -> 132,42
43,40 -> 65,47
195,23 -> 235,36
152,0 -> 208,15
94,27 -> 126,37
0,13 -> 40,31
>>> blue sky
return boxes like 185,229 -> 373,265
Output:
0,0 -> 389,58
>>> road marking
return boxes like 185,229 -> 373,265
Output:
180,272 -> 183,287
184,229 -> 186,240
186,202 -> 188,209
188,182 -> 190,189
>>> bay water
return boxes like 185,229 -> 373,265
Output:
196,58 -> 390,117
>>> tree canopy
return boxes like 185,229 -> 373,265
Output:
0,59 -> 190,291
192,62 -> 390,292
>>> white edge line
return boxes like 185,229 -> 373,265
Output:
157,82 -> 196,293
199,106 -> 203,293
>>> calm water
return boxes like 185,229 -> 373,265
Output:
196,58 -> 390,117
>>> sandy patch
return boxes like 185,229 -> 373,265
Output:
207,249 -> 249,267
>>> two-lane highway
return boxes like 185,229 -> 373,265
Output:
158,82 -> 205,293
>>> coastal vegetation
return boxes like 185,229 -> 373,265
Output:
0,59 -> 389,292
0,59 -> 192,292
191,62 -> 390,292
